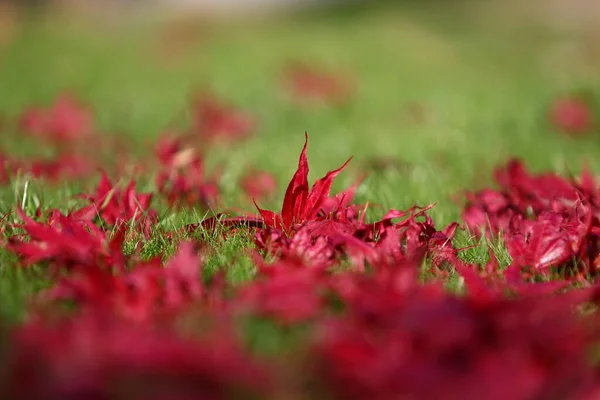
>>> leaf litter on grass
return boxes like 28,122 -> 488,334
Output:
1,89 -> 600,398
3,15 -> 600,396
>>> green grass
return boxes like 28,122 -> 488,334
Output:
0,4 -> 599,321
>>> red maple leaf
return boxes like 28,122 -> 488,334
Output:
44,241 -> 213,322
254,133 -> 351,235
74,172 -> 157,238
7,208 -> 119,273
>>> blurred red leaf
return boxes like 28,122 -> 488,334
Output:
190,93 -> 256,142
549,96 -> 594,136
283,63 -> 354,104
19,93 -> 94,143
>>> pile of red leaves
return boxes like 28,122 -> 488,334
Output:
463,159 -> 600,281
2,92 -> 600,399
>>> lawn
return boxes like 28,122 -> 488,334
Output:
1,3 -> 600,398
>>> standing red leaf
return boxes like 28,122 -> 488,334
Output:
255,133 -> 351,234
